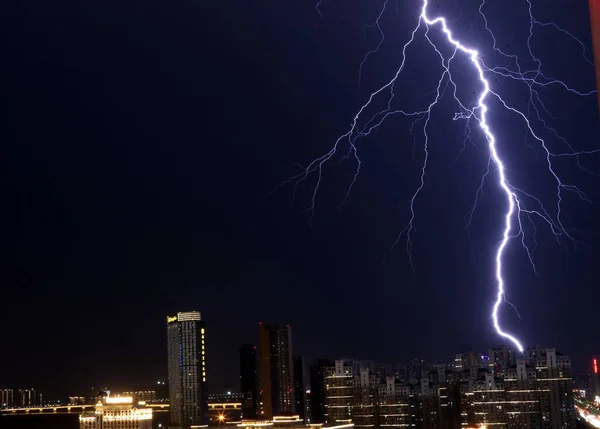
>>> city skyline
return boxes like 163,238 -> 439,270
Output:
1,306 -> 598,398
3,323 -> 595,428
167,311 -> 208,427
2,309 -> 599,427
1,311 -> 598,406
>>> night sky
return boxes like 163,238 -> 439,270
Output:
1,0 -> 599,398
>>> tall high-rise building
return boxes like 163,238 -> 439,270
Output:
304,347 -> 578,429
259,324 -> 272,418
535,348 -> 575,429
309,359 -> 332,424
321,359 -> 419,428
488,347 -> 517,376
379,375 -> 412,429
458,348 -> 576,429
1,389 -> 14,408
259,323 -> 295,418
354,364 -> 378,429
240,344 -> 259,417
293,356 -> 306,421
461,372 -> 505,428
592,355 -> 599,395
17,389 -> 40,407
0,389 -> 15,408
167,311 -> 208,428
324,360 -> 355,425
504,359 -> 540,428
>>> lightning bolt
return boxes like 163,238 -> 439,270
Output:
358,0 -> 389,91
316,0 -> 325,26
278,0 -> 598,351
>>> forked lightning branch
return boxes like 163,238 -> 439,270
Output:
279,0 -> 598,350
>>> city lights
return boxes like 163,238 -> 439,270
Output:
104,396 -> 133,404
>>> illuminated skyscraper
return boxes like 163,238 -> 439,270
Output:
1,389 -> 14,408
167,311 -> 208,428
16,389 -> 41,407
592,355 -> 599,395
259,323 -> 295,418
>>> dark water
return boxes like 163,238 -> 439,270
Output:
0,414 -> 79,428
0,411 -> 170,428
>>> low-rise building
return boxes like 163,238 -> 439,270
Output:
79,395 -> 152,429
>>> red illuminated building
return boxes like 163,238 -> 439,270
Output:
593,356 -> 600,396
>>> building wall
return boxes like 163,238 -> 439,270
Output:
167,311 -> 208,428
259,323 -> 295,417
536,349 -> 575,429
79,402 -> 152,429
504,360 -> 540,429
13,389 -> 41,407
293,355 -> 306,420
259,323 -> 273,418
168,322 -> 183,425
414,392 -> 440,429
458,348 -> 575,429
270,325 -> 295,415
319,348 -> 575,429
438,384 -> 461,429
310,359 -> 331,424
1,389 -> 14,408
324,360 -> 355,424
121,391 -> 157,403
240,344 -> 259,417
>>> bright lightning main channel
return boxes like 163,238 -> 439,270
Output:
279,0 -> 598,351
